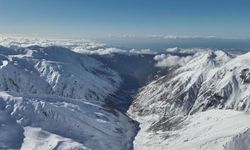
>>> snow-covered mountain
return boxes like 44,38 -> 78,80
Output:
0,46 -> 121,101
0,45 -> 138,150
1,36 -> 250,150
128,50 -> 250,150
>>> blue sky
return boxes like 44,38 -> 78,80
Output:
0,0 -> 250,38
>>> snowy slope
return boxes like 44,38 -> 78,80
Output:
0,46 -> 137,150
133,109 -> 250,150
0,91 -> 137,150
225,128 -> 250,150
128,50 -> 250,150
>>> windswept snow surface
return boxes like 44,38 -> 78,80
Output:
0,46 -> 137,150
22,127 -> 90,150
225,128 -> 250,150
133,109 -> 250,150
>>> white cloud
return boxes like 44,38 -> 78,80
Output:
154,54 -> 193,67
129,48 -> 156,54
165,47 -> 179,52
146,35 -> 217,39
76,47 -> 127,55
0,36 -> 157,55
165,47 -> 210,54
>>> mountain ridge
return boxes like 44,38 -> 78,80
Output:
128,50 -> 250,150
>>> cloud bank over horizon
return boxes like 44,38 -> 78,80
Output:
0,36 -> 157,55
